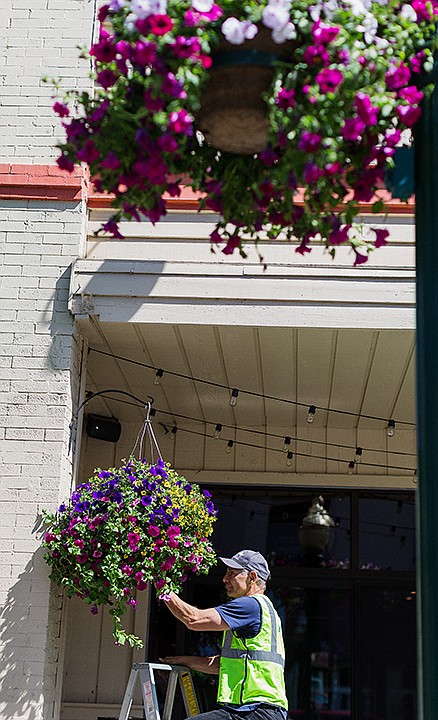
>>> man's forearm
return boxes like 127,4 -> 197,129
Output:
162,592 -> 227,631
162,654 -> 220,675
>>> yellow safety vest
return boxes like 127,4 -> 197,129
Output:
217,594 -> 288,710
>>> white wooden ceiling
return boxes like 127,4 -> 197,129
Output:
81,324 -> 416,477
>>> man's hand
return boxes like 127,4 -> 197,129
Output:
160,655 -> 220,675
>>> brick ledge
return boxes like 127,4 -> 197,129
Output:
0,163 -> 416,214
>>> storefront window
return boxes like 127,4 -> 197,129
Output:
148,488 -> 416,720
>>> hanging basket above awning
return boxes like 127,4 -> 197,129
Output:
196,28 -> 295,155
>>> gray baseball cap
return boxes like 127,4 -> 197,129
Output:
219,550 -> 271,581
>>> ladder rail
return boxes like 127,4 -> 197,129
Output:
118,662 -> 201,720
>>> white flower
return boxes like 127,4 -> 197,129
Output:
109,0 -> 127,10
150,0 -> 167,12
357,13 -> 378,42
262,4 -> 290,30
272,21 -> 297,43
192,0 -> 214,11
241,20 -> 258,40
343,0 -> 368,16
124,11 -> 138,30
400,3 -> 417,19
130,0 -> 152,18
221,16 -> 258,44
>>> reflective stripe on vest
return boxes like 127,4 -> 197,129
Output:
221,597 -> 285,667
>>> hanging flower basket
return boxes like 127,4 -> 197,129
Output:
53,0 -> 438,262
42,458 -> 217,647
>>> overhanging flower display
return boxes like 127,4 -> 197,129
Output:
42,458 -> 217,647
54,0 -> 437,262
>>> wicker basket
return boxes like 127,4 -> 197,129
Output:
196,28 -> 294,155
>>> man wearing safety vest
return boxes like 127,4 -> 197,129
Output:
161,549 -> 288,720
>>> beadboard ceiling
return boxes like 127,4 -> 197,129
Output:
81,324 -> 416,476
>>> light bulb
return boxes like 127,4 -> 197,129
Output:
283,436 -> 291,452
214,423 -> 222,439
229,389 -> 239,407
387,419 -> 395,437
307,405 -> 316,423
286,450 -> 294,466
170,426 -> 177,440
347,460 -> 355,475
154,369 -> 164,386
226,440 -> 234,454
355,446 -> 363,463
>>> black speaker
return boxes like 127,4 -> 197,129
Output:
86,414 -> 121,443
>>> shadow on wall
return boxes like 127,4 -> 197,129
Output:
0,542 -> 64,719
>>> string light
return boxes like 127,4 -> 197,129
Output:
226,439 -> 234,454
283,436 -> 292,452
387,419 -> 396,437
214,423 -> 223,439
286,450 -> 294,466
170,426 -> 177,440
347,460 -> 355,475
89,348 -> 416,428
153,369 -> 164,386
355,447 -> 363,463
229,389 -> 239,407
307,405 -> 316,423
81,389 -> 416,472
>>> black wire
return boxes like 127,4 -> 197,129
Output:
171,425 -> 416,472
88,347 -> 416,427
83,389 -> 416,472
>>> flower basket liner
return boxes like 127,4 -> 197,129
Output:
197,28 -> 295,154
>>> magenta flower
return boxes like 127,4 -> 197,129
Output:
354,93 -> 379,126
76,140 -> 100,163
168,109 -> 193,134
398,86 -> 424,104
56,155 -> 74,173
53,102 -> 69,118
354,250 -> 368,266
312,21 -> 339,44
396,104 -> 422,127
160,557 -> 176,572
303,44 -> 330,66
88,99 -> 110,124
275,88 -> 296,110
329,225 -> 351,245
222,233 -> 240,255
385,63 -> 411,90
147,525 -> 161,537
96,69 -> 117,89
101,152 -> 121,170
298,132 -> 322,152
341,117 -> 366,142
167,525 -> 181,538
373,228 -> 390,247
102,219 -> 124,239
149,14 -> 174,35
316,68 -> 343,93
133,40 -> 156,66
90,32 -> 117,63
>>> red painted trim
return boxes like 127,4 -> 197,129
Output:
0,164 -> 87,202
0,163 -> 416,215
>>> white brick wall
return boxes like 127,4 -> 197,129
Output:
1,0 -> 94,163
0,199 -> 85,720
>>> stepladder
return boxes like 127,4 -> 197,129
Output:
118,662 -> 201,720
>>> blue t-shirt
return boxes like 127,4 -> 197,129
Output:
215,596 -> 262,638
